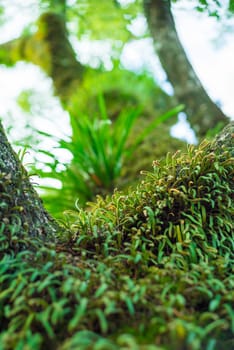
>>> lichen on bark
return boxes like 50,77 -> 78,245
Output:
0,121 -> 59,253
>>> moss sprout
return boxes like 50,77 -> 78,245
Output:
0,135 -> 233,350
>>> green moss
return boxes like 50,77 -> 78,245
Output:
71,141 -> 233,265
0,138 -> 233,349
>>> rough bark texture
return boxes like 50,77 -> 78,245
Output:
209,121 -> 234,154
0,12 -> 84,104
143,0 -> 229,138
0,121 -> 59,240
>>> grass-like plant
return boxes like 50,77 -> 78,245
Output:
34,97 -> 183,214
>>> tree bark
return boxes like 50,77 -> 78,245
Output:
0,121 -> 59,245
209,120 -> 234,154
0,116 -> 232,255
0,12 -> 84,104
143,0 -> 229,138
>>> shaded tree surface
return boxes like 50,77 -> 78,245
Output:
0,121 -> 59,244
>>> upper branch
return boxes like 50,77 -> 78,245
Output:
0,12 -> 84,104
143,0 -> 229,138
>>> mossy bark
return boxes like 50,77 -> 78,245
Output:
0,122 -> 233,349
0,121 -> 232,246
0,121 -> 59,242
0,12 -> 84,104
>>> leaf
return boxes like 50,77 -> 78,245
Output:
96,309 -> 108,333
94,283 -> 108,298
68,298 -> 88,331
209,295 -> 221,312
125,297 -> 135,316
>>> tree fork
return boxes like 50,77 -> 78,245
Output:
143,0 -> 229,138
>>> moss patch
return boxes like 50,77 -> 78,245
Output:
0,136 -> 233,349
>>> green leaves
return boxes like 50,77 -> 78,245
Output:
66,0 -> 142,43
33,97 -> 181,215
68,298 -> 88,331
1,124 -> 233,349
68,99 -> 141,190
229,0 -> 234,12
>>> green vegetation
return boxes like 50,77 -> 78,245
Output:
0,136 -> 233,350
0,1 -> 233,349
33,97 -> 183,216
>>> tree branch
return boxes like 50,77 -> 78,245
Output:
143,0 -> 229,138
0,12 -> 84,104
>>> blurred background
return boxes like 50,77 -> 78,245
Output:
0,0 -> 233,216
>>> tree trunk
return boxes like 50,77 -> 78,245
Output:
0,12 -> 84,105
143,0 -> 229,138
0,121 -> 59,248
0,4 -> 229,138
